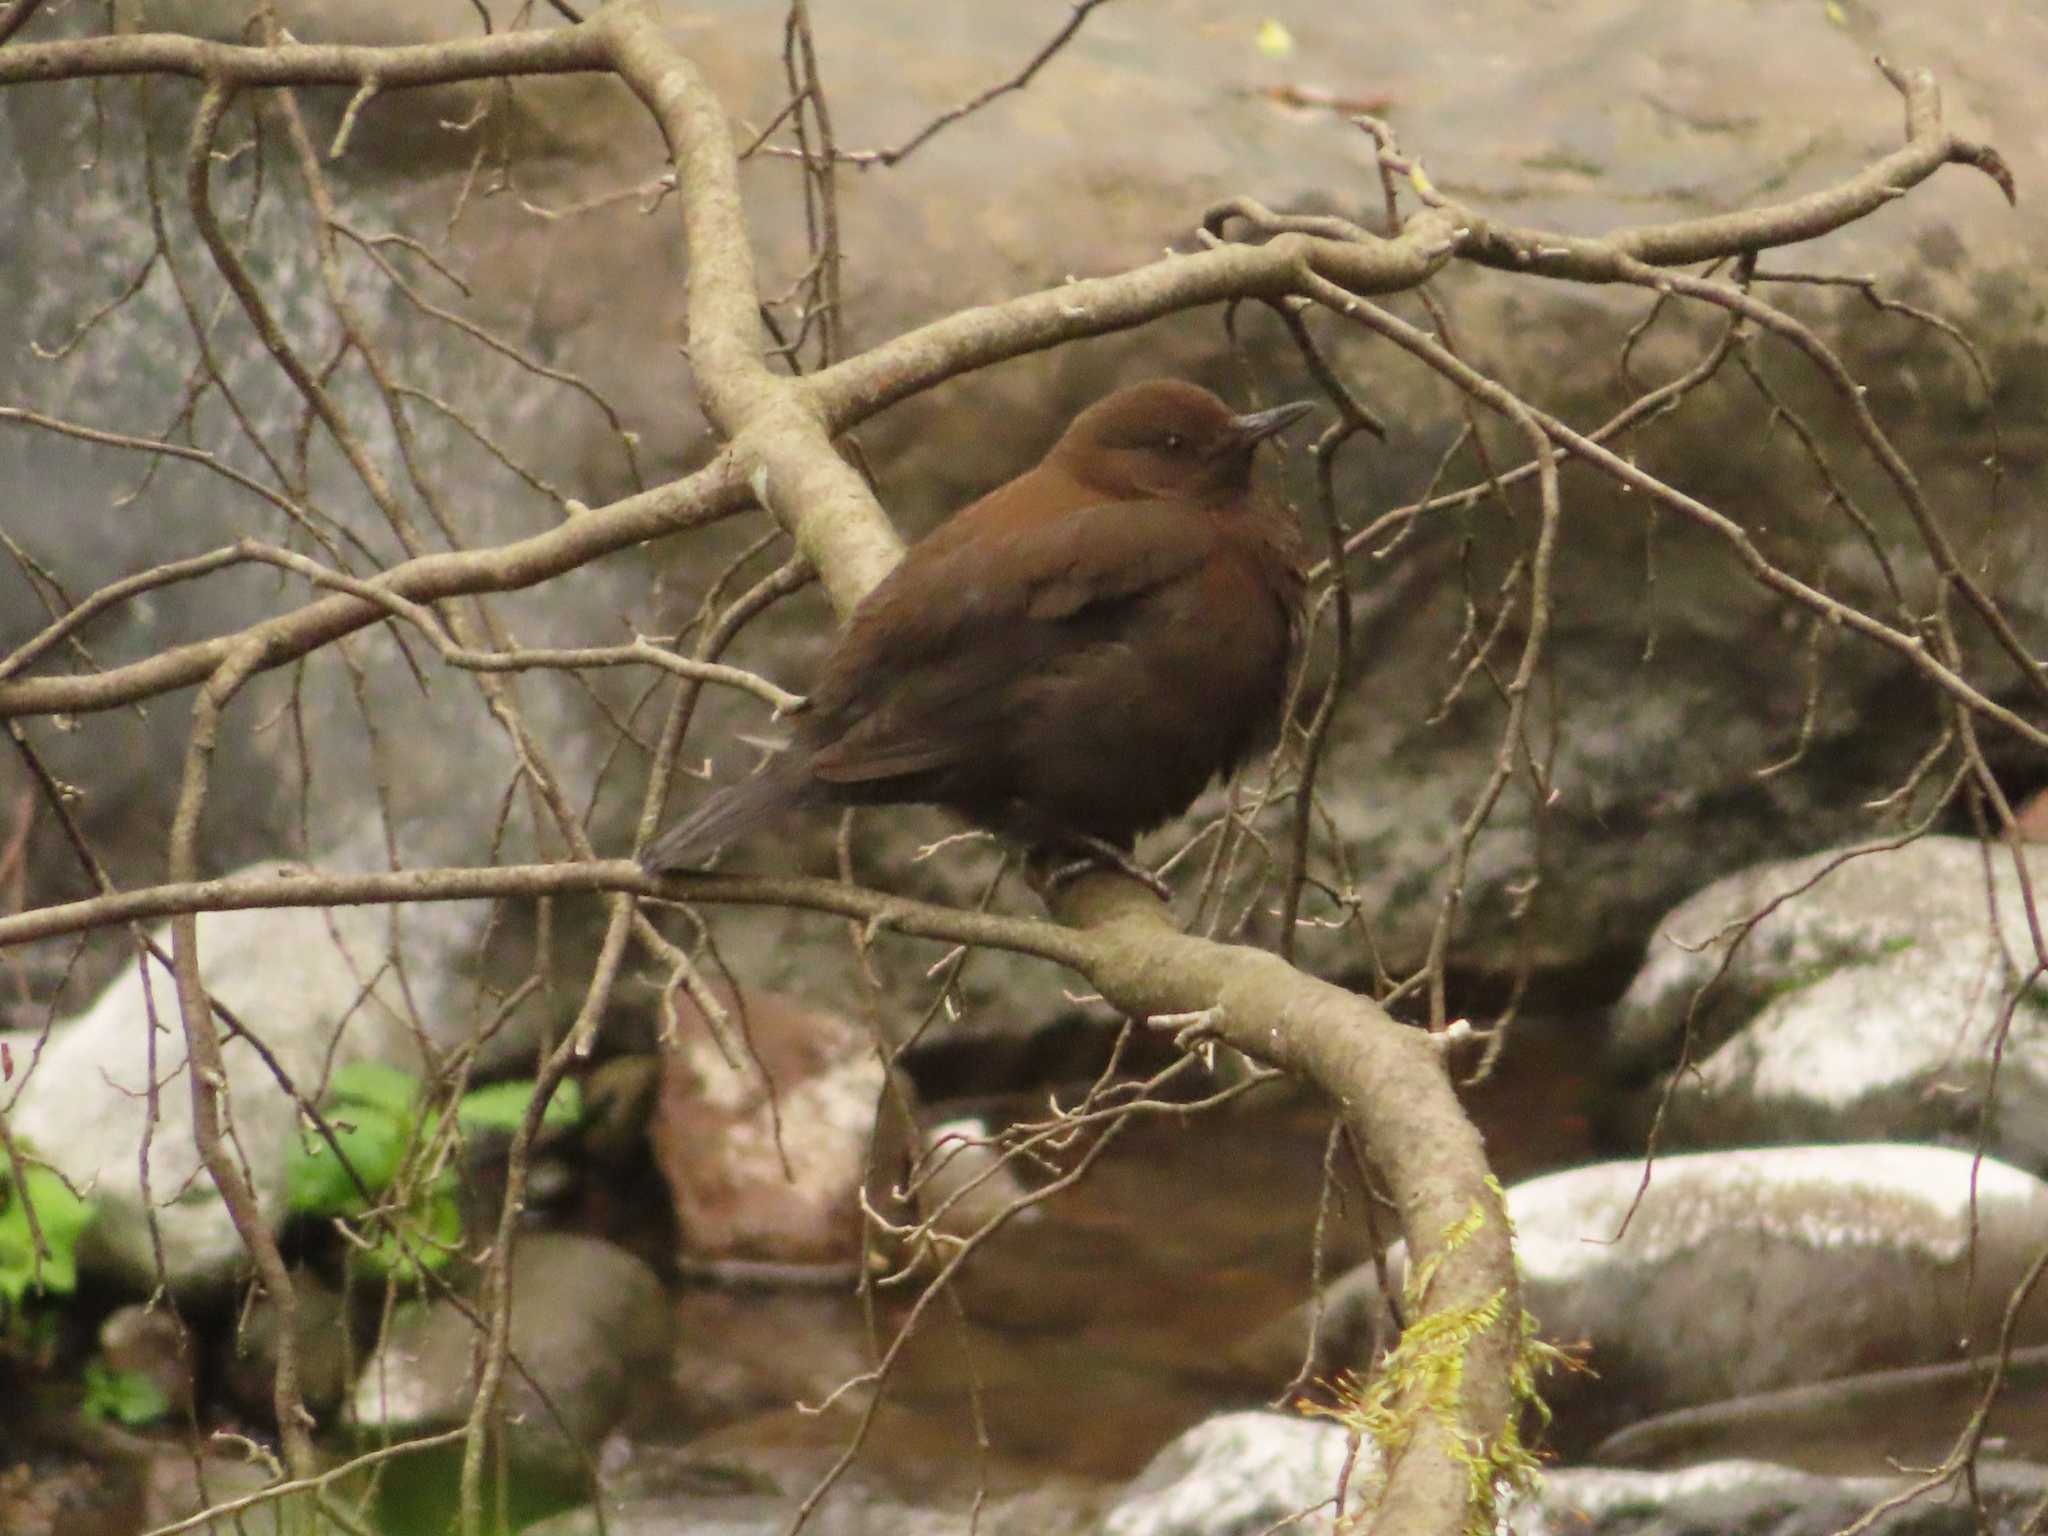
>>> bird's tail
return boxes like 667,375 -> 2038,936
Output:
641,751 -> 816,871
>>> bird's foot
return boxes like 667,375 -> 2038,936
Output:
1145,1006 -> 1225,1054
913,828 -> 998,863
1039,835 -> 1173,902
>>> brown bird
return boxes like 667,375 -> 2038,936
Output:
642,379 -> 1314,881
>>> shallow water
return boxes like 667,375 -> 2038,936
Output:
643,1014 -> 1597,1494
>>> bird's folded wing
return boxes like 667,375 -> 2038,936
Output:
809,500 -> 1213,786
1008,500 -> 1213,622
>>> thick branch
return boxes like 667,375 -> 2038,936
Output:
0,22 -> 610,87
804,214 -> 1464,431
604,2 -> 900,610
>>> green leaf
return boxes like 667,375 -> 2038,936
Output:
285,1063 -> 432,1216
350,1181 -> 463,1285
326,1061 -> 424,1118
285,1102 -> 412,1216
0,1166 -> 95,1305
82,1360 -> 173,1426
455,1078 -> 584,1136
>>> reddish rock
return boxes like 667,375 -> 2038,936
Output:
651,989 -> 905,1270
2016,787 -> 2048,843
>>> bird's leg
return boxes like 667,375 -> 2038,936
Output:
1037,833 -> 1173,903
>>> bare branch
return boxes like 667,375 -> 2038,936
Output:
1452,59 -> 2013,278
0,456 -> 754,717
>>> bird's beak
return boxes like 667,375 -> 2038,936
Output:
1230,399 -> 1317,448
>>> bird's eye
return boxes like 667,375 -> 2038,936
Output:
1162,433 -> 1186,452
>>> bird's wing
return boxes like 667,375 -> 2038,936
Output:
807,499 -> 1215,787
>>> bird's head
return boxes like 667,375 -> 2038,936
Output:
1050,380 -> 1315,506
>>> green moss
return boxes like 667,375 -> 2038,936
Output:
1300,1182 -> 1565,1533
1764,958 -> 1845,998
1762,934 -> 1918,1002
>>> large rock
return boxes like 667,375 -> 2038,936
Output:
1523,1460 -> 2048,1536
221,1266 -> 356,1419
349,1233 -> 671,1488
1608,837 -> 2048,1170
0,4 -> 649,1064
6,881 -> 430,1291
1092,1414 -> 2048,1536
1589,1343 -> 2048,1473
4,0 -> 2045,1053
1096,1411 -> 1378,1536
1507,1147 -> 2048,1451
1254,1145 -> 2048,1457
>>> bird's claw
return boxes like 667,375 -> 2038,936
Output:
1145,1006 -> 1226,1056
1042,839 -> 1173,902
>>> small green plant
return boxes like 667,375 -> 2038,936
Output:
81,1359 -> 173,1426
0,1162 -> 94,1309
285,1062 -> 424,1220
286,1064 -> 582,1285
